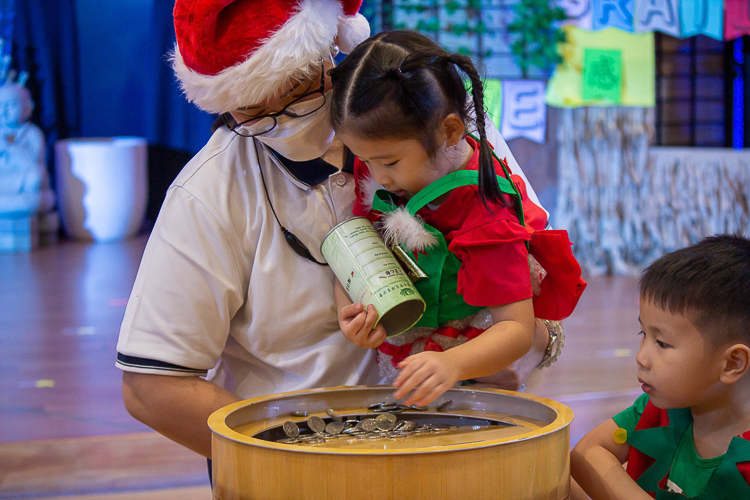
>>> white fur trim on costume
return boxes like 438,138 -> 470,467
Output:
359,175 -> 385,212
336,13 -> 370,54
381,207 -> 438,252
172,0 -> 342,114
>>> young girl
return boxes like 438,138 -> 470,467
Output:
329,31 -> 586,406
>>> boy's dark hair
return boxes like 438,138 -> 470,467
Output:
639,234 -> 750,347
329,30 -> 509,209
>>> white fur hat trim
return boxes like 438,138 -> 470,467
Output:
171,0 -> 342,114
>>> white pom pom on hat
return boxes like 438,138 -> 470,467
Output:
335,13 -> 371,55
171,0 -> 371,114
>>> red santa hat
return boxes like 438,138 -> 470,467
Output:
172,0 -> 370,114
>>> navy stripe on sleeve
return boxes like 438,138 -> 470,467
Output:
116,353 -> 207,375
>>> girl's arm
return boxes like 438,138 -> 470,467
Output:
571,418 -> 652,500
334,280 -> 386,349
394,297 -> 535,406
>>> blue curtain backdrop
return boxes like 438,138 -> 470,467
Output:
13,0 -> 80,183
14,0 -> 215,163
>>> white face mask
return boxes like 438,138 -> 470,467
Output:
245,92 -> 335,162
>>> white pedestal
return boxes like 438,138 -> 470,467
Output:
54,137 -> 148,242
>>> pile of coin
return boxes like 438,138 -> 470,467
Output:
278,411 -> 455,445
366,400 -> 452,413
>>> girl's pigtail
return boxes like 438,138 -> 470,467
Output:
446,55 -> 505,209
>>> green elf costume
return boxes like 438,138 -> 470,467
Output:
353,136 -> 587,381
613,393 -> 750,498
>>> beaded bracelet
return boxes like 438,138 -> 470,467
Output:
536,319 -> 564,369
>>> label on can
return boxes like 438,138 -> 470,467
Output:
321,218 -> 425,337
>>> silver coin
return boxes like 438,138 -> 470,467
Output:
376,419 -> 395,431
361,419 -> 378,432
436,399 -> 453,412
376,412 -> 397,423
398,421 -> 418,432
404,421 -> 418,431
278,437 -> 300,444
326,421 -> 345,435
400,404 -> 427,411
324,409 -> 344,422
282,421 -> 300,438
308,416 -> 326,433
375,413 -> 397,431
290,410 -> 307,417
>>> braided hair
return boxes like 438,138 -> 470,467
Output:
329,31 -> 507,208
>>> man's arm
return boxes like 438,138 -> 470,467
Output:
122,372 -> 242,458
571,418 -> 652,500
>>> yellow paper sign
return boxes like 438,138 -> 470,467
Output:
546,26 -> 655,108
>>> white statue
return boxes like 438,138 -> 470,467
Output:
0,80 -> 55,215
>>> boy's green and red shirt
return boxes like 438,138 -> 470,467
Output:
612,393 -> 750,499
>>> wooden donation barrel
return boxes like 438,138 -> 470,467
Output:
208,385 -> 574,500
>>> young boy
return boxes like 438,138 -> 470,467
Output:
571,235 -> 750,499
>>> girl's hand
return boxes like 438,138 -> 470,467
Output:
393,351 -> 459,406
338,302 -> 386,349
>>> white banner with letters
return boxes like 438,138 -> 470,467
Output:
500,80 -> 547,144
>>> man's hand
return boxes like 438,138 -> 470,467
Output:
338,302 -> 386,349
393,351 -> 459,406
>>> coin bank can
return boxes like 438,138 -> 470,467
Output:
321,217 -> 425,337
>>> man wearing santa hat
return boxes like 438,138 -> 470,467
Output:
116,0 -> 552,461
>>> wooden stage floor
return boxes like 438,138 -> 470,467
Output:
0,235 -> 642,499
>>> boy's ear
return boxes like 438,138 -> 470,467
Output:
719,343 -> 750,384
440,113 -> 466,147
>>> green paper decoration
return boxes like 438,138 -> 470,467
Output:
582,48 -> 622,103
507,0 -> 567,77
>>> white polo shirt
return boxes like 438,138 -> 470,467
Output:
116,128 -> 383,398
116,122 -> 542,400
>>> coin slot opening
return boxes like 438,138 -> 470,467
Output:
253,412 -> 516,443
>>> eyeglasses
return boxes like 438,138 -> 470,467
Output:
224,64 -> 327,138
